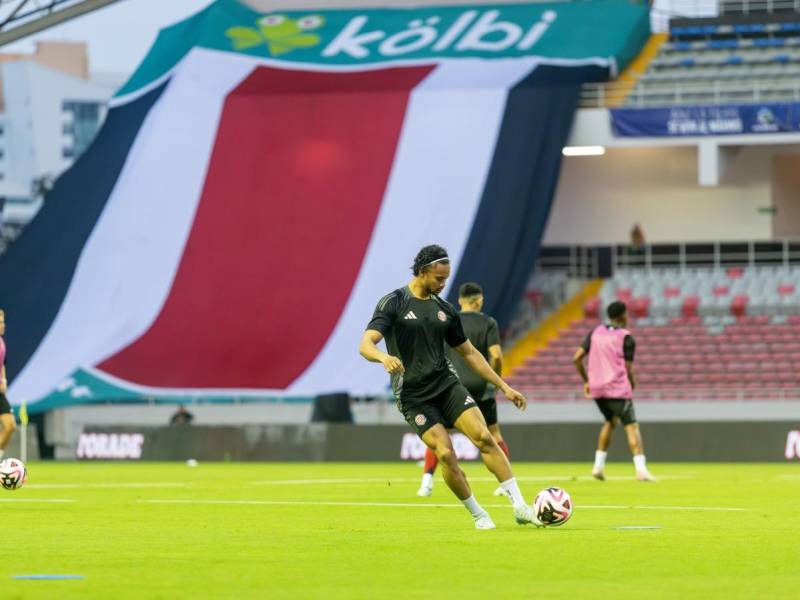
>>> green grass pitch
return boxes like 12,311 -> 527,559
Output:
3,462 -> 799,599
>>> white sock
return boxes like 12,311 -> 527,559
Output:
461,494 -> 486,519
593,450 -> 607,472
420,472 -> 433,490
633,454 -> 647,473
500,478 -> 526,508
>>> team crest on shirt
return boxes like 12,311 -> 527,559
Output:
437,311 -> 446,322
415,414 -> 427,426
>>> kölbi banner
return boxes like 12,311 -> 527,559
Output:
118,0 -> 650,97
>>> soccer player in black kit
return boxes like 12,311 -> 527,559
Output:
359,245 -> 540,529
417,282 -> 510,498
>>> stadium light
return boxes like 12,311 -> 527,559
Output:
562,145 -> 606,157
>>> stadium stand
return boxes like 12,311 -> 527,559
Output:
504,270 -> 571,343
508,266 -> 800,401
625,9 -> 800,106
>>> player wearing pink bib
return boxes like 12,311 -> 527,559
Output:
573,301 -> 655,482
0,310 -> 17,459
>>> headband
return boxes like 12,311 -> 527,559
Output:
423,257 -> 449,268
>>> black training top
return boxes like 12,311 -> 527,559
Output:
446,311 -> 500,401
367,286 -> 467,402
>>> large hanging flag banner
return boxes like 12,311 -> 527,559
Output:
0,0 -> 650,409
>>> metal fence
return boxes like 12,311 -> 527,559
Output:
538,240 -> 800,279
579,79 -> 800,108
613,239 -> 800,271
537,246 -> 600,279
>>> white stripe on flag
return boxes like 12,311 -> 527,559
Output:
287,59 -> 537,396
10,50 -> 256,403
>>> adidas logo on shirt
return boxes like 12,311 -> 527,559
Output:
404,311 -> 418,320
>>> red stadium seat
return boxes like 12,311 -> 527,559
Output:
584,297 -> 601,319
730,295 -> 748,317
631,297 -> 651,318
713,285 -> 730,297
681,296 -> 700,318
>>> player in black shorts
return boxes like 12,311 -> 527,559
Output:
417,282 -> 510,498
360,245 -> 540,529
0,309 -> 17,459
573,301 -> 655,482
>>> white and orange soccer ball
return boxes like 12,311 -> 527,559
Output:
533,487 -> 573,527
0,458 -> 27,491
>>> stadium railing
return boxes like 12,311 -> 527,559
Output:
538,240 -> 800,278
579,79 -> 800,107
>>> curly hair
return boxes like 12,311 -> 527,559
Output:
411,244 -> 449,276
607,301 -> 627,320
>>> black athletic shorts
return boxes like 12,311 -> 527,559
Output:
476,398 -> 498,427
594,398 -> 637,426
397,383 -> 478,436
0,393 -> 11,415
464,384 -> 498,427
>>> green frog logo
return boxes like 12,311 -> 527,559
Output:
226,14 -> 325,56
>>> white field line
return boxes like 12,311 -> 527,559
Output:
141,499 -> 751,512
248,475 -> 692,486
25,482 -> 188,490
0,498 -> 75,503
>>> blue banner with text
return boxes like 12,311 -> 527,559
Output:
611,103 -> 800,137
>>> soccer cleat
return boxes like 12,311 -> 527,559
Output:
592,470 -> 606,481
492,485 -> 509,497
474,512 -> 496,530
636,471 -> 657,482
513,503 -> 543,527
416,485 -> 433,497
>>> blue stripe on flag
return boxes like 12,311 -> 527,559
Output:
449,65 -> 606,330
0,82 -> 168,382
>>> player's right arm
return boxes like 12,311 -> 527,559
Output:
359,330 -> 404,374
360,293 -> 404,375
488,345 -> 503,376
573,332 -> 591,399
486,318 -> 503,376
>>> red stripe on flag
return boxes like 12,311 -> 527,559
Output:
99,65 -> 433,388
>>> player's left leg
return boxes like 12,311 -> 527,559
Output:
417,448 -> 438,497
620,402 -> 655,481
452,404 -> 540,526
624,423 -> 655,481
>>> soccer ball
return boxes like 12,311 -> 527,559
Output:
533,487 -> 573,527
0,458 -> 27,491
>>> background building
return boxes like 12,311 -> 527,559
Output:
0,41 -> 122,231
